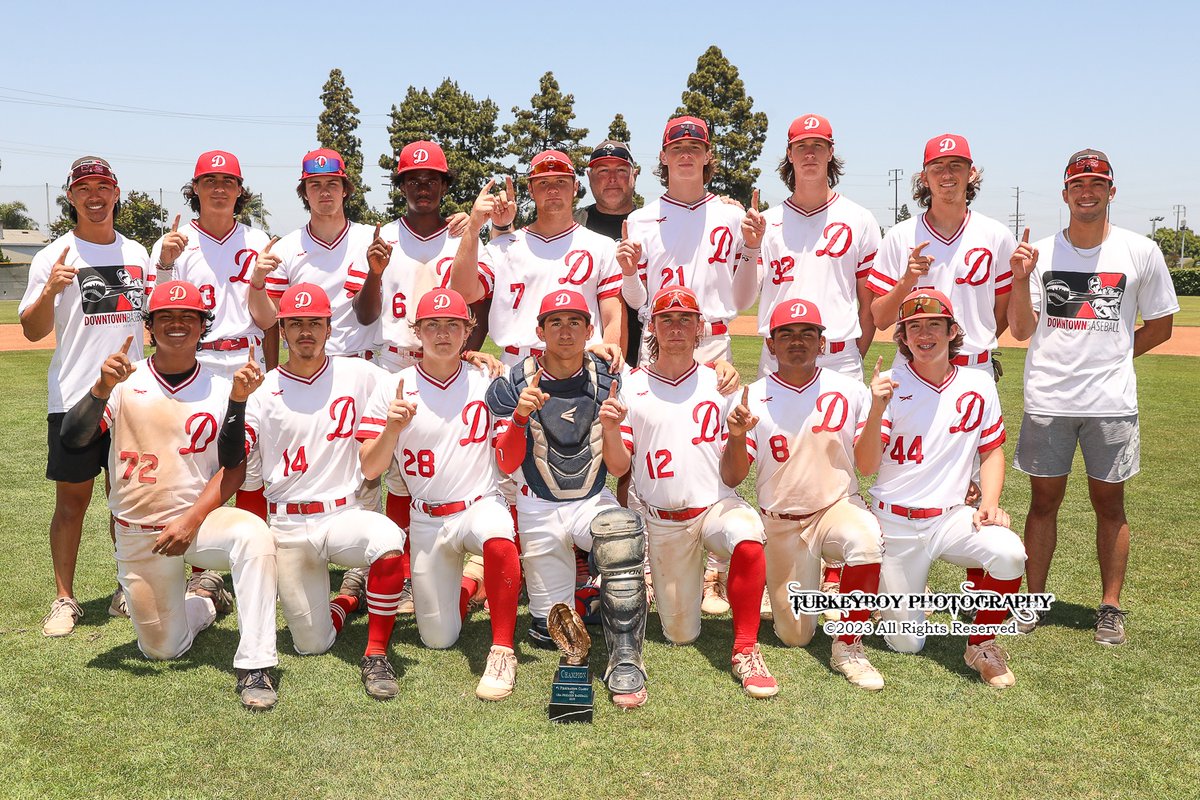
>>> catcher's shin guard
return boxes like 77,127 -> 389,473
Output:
590,508 -> 648,695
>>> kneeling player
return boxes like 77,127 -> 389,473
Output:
721,298 -> 885,690
358,288 -> 523,701
60,281 -> 279,710
856,289 -> 1026,687
243,284 -> 407,700
606,287 -> 777,698
488,290 -> 649,708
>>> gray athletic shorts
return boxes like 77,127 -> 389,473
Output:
1014,413 -> 1139,483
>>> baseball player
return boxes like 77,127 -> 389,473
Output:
487,289 -> 649,709
856,289 -> 1026,687
58,280 -> 280,710
604,286 -> 778,699
252,148 -> 378,358
243,283 -> 407,700
448,149 -> 624,369
20,156 -> 152,636
720,298 -> 886,690
867,134 -> 1016,379
734,114 -> 881,380
617,116 -> 758,365
1007,150 -> 1178,645
358,288 -> 523,701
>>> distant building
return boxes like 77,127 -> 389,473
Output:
0,228 -> 49,264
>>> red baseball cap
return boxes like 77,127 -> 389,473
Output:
301,148 -> 347,180
923,134 -> 972,166
396,141 -> 449,176
537,290 -> 591,323
898,288 -> 956,323
277,283 -> 332,318
529,150 -> 576,180
650,286 -> 701,317
194,150 -> 243,180
662,116 -> 709,147
67,156 -> 118,189
414,288 -> 470,322
787,114 -> 834,145
769,298 -> 825,333
149,280 -> 206,313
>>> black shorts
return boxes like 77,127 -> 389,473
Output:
46,412 -> 110,483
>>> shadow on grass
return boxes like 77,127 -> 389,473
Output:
87,625 -> 243,676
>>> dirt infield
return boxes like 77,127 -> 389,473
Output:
3,320 -> 1197,356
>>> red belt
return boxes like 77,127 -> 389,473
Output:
647,506 -> 707,522
269,497 -> 350,516
828,340 -> 851,354
760,507 -> 815,521
876,500 -> 944,520
709,322 -> 728,335
201,336 -> 257,352
114,516 -> 165,531
345,350 -> 375,361
951,351 -> 990,366
387,346 -> 423,359
413,495 -> 483,518
504,345 -> 544,357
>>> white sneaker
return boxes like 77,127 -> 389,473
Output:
829,639 -> 885,691
475,645 -> 517,701
108,585 -> 129,618
42,597 -> 83,637
760,587 -> 773,620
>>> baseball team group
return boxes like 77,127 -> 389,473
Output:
19,112 -> 1178,712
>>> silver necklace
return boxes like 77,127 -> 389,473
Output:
1064,227 -> 1107,258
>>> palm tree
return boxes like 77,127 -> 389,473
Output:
237,194 -> 271,234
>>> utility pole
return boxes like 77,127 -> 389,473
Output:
1009,187 -> 1024,238
888,168 -> 904,224
1150,216 -> 1164,236
45,183 -> 51,235
1174,204 -> 1187,263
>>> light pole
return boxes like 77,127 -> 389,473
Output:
1150,216 -> 1164,236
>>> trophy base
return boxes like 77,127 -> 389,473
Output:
548,657 -> 594,723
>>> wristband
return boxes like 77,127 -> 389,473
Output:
493,222 -> 513,232
512,412 -> 530,428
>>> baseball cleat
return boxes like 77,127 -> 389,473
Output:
829,639 -> 885,691
964,640 -> 1016,688
1015,608 -> 1047,635
235,668 -> 278,711
337,567 -> 367,612
526,617 -> 557,650
821,579 -> 843,624
41,597 -> 83,638
186,570 -> 233,614
108,585 -> 129,618
475,645 -> 517,701
701,570 -> 730,615
731,644 -> 779,699
463,555 -> 487,615
396,579 -> 415,615
360,654 -> 399,700
1094,604 -> 1127,646
611,687 -> 649,709
760,587 -> 773,620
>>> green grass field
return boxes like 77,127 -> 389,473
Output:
1,342 -> 1197,799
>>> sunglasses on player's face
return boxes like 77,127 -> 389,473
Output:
303,157 -> 345,175
664,122 -> 708,144
1064,157 -> 1112,182
70,162 -> 116,185
529,158 -> 574,178
900,295 -> 953,321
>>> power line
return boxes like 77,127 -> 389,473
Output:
1009,187 -> 1024,237
888,168 -> 904,224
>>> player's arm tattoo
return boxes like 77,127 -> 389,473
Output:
217,400 -> 247,469
60,391 -> 107,448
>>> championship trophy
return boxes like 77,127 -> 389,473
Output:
546,602 -> 594,723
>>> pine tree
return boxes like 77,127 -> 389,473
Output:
503,72 -> 590,219
380,79 -> 506,217
674,46 -> 768,205
317,68 -> 376,223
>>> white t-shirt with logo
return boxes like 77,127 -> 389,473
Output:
1023,226 -> 1179,417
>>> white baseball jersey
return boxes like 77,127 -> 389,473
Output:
868,211 -> 1015,355
868,364 -> 1005,510
262,222 -> 377,356
756,195 -> 881,343
152,220 -> 270,343
479,224 -> 621,351
624,194 -> 746,324
619,362 -> 737,509
101,360 -> 230,527
356,363 -> 499,503
376,218 -> 489,355
245,356 -> 386,505
1023,226 -> 1179,417
745,369 -> 870,516
20,232 -> 150,412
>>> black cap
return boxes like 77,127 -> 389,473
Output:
587,140 -> 635,167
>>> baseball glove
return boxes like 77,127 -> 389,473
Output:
547,602 -> 591,665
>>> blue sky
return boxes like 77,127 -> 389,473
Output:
2,0 -> 1196,242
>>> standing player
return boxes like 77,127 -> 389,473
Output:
153,150 -> 276,376
856,289 -> 1026,687
252,148 -> 378,358
605,287 -> 777,699
720,298 -> 886,690
243,284 -> 408,700
867,134 -> 1016,378
617,116 -> 757,364
735,114 -> 880,379
449,150 -> 624,368
358,288 -> 523,701
59,280 -> 280,710
20,156 -> 151,636
1007,150 -> 1177,645
487,290 -> 649,708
